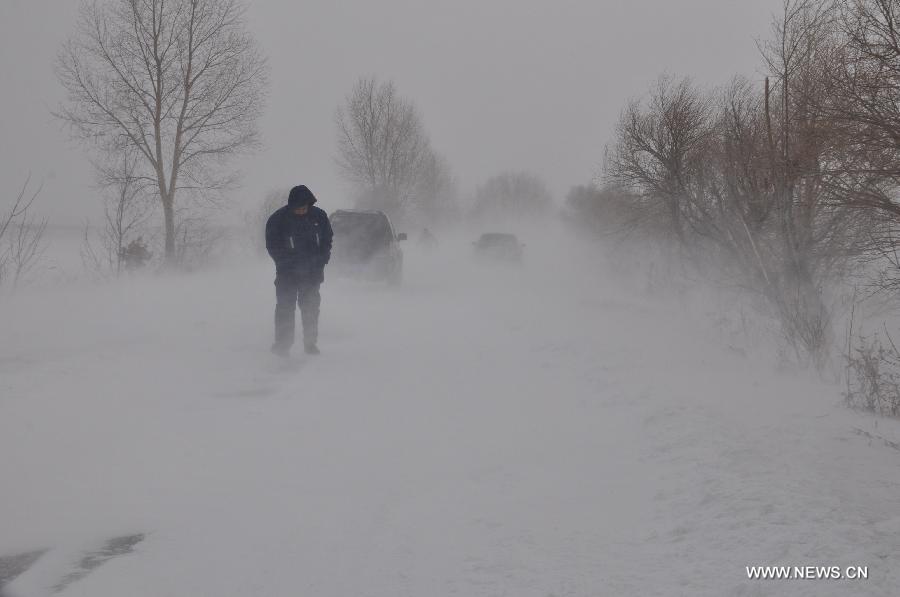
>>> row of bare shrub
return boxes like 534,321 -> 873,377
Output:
570,1 -> 900,412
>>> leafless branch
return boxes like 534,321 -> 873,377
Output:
334,77 -> 453,224
56,0 -> 268,266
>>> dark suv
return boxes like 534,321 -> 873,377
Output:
330,210 -> 406,284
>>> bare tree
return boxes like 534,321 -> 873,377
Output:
173,207 -> 224,269
602,3 -> 871,366
1,176 -> 47,290
607,75 -> 715,243
1,176 -> 40,245
82,149 -> 154,277
335,77 -> 451,223
821,0 -> 900,293
564,183 -> 653,238
56,0 -> 268,266
831,0 -> 900,187
7,219 -> 49,290
470,171 -> 553,222
753,0 -> 872,363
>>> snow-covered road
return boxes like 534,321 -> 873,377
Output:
2,234 -> 899,596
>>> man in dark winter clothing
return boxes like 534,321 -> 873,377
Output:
265,185 -> 333,356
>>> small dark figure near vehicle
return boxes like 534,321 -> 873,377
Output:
418,227 -> 438,250
265,185 -> 333,356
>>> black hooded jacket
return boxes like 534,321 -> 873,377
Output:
265,205 -> 333,281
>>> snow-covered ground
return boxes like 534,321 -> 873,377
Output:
2,230 -> 899,596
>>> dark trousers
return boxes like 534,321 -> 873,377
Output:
274,274 -> 321,349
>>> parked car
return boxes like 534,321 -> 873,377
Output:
329,209 -> 406,284
473,233 -> 524,263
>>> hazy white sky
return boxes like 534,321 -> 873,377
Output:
0,0 -> 783,224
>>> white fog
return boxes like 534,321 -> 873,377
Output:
3,1 -> 900,596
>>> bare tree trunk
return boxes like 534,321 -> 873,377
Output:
163,195 -> 176,265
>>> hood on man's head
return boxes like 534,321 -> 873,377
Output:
288,185 -> 317,207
